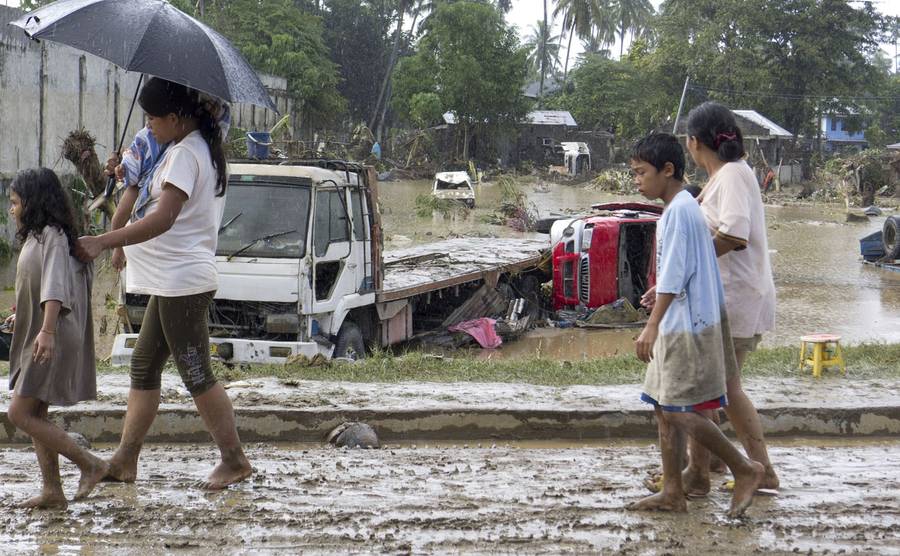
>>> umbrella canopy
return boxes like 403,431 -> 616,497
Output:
9,0 -> 276,111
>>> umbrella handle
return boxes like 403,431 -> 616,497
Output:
104,74 -> 144,198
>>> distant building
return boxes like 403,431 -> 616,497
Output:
820,114 -> 868,153
522,77 -> 563,100
678,109 -> 801,184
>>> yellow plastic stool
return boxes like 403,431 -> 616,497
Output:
799,334 -> 846,378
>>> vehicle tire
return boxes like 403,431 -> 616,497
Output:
884,216 -> 900,260
334,321 -> 366,361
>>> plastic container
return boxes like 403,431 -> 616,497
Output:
245,131 -> 272,159
859,231 -> 884,261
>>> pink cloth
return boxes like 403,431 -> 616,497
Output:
448,318 -> 502,349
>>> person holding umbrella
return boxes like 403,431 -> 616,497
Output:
77,77 -> 251,489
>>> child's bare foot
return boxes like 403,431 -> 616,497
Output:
627,491 -> 688,513
709,454 -> 727,474
760,465 -> 779,490
681,466 -> 711,497
75,456 -> 110,500
728,461 -> 765,518
103,456 -> 137,483
197,459 -> 252,490
17,490 -> 68,510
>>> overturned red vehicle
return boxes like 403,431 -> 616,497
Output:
550,202 -> 662,311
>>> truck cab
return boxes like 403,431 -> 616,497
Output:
551,202 -> 661,310
113,160 -> 380,365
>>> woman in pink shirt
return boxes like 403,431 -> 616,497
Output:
683,101 -> 779,494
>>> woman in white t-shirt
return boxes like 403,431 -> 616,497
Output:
681,101 -> 779,493
77,77 -> 251,490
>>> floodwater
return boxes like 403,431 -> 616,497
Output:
381,179 -> 900,355
0,179 -> 896,360
0,438 -> 898,554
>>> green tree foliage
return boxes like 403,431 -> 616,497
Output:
554,0 -> 613,80
321,0 -> 395,123
548,54 -> 649,138
392,1 -> 528,159
609,0 -> 654,58
202,0 -> 345,128
649,0 -> 891,138
524,19 -> 561,81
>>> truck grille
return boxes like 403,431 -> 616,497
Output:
579,256 -> 590,304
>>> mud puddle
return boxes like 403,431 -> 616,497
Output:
1,438 -> 898,554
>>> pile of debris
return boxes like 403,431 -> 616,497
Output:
420,283 -> 535,350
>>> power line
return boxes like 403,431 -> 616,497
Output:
688,84 -> 899,102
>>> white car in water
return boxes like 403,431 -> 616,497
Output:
432,171 -> 475,208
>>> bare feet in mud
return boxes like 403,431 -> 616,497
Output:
760,465 -> 780,491
75,457 -> 110,500
103,456 -> 138,483
17,490 -> 68,510
728,461 -> 765,518
643,468 -> 710,498
627,491 -> 688,513
198,459 -> 253,490
681,466 -> 711,498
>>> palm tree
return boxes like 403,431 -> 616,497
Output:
369,0 -> 413,140
524,18 -> 561,98
610,0 -> 654,59
554,0 -> 607,81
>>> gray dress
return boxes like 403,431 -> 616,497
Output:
8,226 -> 96,406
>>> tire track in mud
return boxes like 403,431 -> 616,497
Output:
0,439 -> 898,554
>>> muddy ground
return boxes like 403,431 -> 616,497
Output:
0,439 -> 897,554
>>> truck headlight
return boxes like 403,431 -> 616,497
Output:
581,228 -> 593,252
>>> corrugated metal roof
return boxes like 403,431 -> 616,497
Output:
443,110 -> 578,127
733,110 -> 793,138
526,110 -> 577,127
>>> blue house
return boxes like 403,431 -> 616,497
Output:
821,114 -> 868,153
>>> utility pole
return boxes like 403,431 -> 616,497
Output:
672,75 -> 690,134
199,0 -> 205,17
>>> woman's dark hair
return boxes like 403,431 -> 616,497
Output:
138,77 -> 227,196
11,168 -> 79,254
686,101 -> 746,162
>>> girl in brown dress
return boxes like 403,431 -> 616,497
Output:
6,168 -> 107,509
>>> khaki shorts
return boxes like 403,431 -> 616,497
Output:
732,334 -> 763,354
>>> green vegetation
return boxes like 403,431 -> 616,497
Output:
86,343 -> 900,387
392,2 -> 529,160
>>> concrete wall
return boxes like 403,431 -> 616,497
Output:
0,6 -> 145,182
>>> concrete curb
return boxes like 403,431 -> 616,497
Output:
2,405 -> 899,444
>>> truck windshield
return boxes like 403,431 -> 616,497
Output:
217,179 -> 311,259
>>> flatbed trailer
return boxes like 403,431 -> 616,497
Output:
380,238 -> 548,302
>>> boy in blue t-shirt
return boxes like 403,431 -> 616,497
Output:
627,133 -> 764,518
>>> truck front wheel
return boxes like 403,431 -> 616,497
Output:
334,322 -> 366,361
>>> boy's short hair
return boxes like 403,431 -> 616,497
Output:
630,133 -> 685,181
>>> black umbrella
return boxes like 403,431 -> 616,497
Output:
10,0 -> 277,198
9,0 -> 276,111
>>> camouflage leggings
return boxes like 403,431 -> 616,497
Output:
130,291 -> 217,396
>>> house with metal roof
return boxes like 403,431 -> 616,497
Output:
820,114 -> 868,153
677,109 -> 801,184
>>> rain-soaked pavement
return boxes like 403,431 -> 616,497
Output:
0,439 -> 898,554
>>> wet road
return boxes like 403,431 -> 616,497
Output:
1,438 -> 898,554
